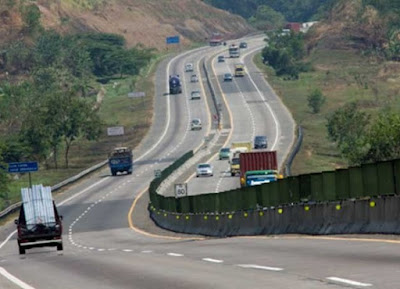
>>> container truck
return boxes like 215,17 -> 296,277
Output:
169,75 -> 182,94
239,151 -> 281,187
15,185 -> 63,255
229,44 -> 240,58
108,147 -> 133,176
229,142 -> 252,176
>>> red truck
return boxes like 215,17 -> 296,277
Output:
239,151 -> 279,187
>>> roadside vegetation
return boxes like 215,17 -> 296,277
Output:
253,0 -> 400,175
0,4 -> 156,210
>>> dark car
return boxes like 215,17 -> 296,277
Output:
254,135 -> 268,149
218,55 -> 225,63
223,73 -> 233,81
239,42 -> 248,49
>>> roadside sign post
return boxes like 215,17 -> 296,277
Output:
166,35 -> 180,51
8,161 -> 39,188
174,183 -> 188,198
128,91 -> 146,109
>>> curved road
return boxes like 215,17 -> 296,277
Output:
0,36 -> 398,289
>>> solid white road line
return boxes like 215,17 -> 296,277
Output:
202,258 -> 224,263
327,277 -> 372,287
0,267 -> 36,289
237,264 -> 283,271
167,253 -> 184,257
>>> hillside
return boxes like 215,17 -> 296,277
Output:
0,0 -> 253,49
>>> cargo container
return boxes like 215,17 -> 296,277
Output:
15,185 -> 63,255
239,151 -> 278,187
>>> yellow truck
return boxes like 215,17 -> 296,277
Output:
234,63 -> 245,77
229,142 -> 252,176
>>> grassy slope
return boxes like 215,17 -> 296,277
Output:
1,54 -> 164,210
254,47 -> 400,176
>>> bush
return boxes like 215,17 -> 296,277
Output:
307,88 -> 325,113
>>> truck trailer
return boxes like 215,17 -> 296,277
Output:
15,185 -> 63,255
239,151 -> 279,187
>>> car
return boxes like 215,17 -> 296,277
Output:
217,55 -> 225,63
196,163 -> 213,177
239,42 -> 248,49
190,74 -> 199,82
185,63 -> 194,72
190,90 -> 201,100
223,73 -> 233,81
254,135 -> 268,149
191,118 -> 202,130
219,147 -> 230,160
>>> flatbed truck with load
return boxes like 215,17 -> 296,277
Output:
239,151 -> 282,187
229,142 -> 252,176
15,185 -> 63,255
108,147 -> 133,176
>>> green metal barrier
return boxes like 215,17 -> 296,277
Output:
149,152 -> 400,214
336,169 -> 350,200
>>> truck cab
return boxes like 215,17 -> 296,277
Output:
108,147 -> 133,176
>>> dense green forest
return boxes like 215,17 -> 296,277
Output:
0,4 -> 154,195
204,0 -> 337,23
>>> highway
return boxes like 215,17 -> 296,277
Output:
0,36 -> 398,289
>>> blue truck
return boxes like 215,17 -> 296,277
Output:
169,75 -> 182,94
108,147 -> 133,176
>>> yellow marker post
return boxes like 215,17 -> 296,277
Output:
278,208 -> 283,214
244,212 -> 248,217
370,201 -> 376,208
204,216 -> 208,220
304,206 -> 310,211
176,215 -> 180,220
215,216 -> 220,221
259,212 -> 264,217
185,216 -> 190,220
336,204 -> 341,211
228,214 -> 233,219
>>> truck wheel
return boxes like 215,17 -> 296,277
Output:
18,245 -> 25,255
57,243 -> 63,251
127,171 -> 132,175
111,170 -> 116,176
231,172 -> 235,177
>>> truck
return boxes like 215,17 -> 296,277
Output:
169,75 -> 182,94
229,142 -> 252,176
234,63 -> 245,77
229,44 -> 240,58
108,147 -> 133,176
239,151 -> 281,187
15,185 -> 63,255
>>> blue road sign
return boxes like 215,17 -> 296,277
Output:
166,35 -> 180,44
8,162 -> 38,173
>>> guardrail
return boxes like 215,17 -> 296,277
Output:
284,126 -> 303,177
0,160 -> 108,219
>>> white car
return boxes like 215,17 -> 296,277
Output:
190,118 -> 202,130
196,163 -> 213,177
190,74 -> 198,82
185,63 -> 194,72
190,90 -> 201,100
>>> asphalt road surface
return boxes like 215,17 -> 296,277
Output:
0,36 -> 398,289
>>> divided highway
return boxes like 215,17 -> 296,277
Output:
0,36 -> 398,289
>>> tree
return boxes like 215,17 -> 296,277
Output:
326,102 -> 371,164
307,88 -> 325,113
365,112 -> 400,162
248,5 -> 285,30
0,142 -> 9,197
58,96 -> 102,168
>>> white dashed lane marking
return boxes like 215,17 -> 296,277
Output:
167,253 -> 184,257
327,277 -> 372,287
202,258 -> 224,263
237,264 -> 284,272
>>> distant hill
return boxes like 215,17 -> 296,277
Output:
307,0 -> 400,59
0,0 -> 253,49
